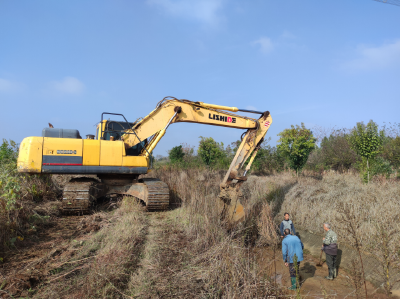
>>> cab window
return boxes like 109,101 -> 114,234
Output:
103,121 -> 147,156
103,121 -> 133,141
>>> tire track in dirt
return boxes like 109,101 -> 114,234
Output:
128,212 -> 163,298
130,211 -> 201,299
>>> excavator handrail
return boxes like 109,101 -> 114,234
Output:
100,112 -> 154,168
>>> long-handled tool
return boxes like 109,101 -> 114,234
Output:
316,249 -> 324,267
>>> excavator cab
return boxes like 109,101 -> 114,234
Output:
96,113 -> 148,156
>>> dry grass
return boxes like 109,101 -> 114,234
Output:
7,166 -> 399,298
150,167 -> 400,296
135,165 -> 284,298
33,198 -> 148,299
277,173 -> 400,237
241,171 -> 400,295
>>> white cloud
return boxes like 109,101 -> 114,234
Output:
0,78 -> 22,93
49,77 -> 85,95
146,0 -> 224,26
0,78 -> 14,92
252,37 -> 274,54
342,40 -> 400,71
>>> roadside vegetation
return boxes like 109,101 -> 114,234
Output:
0,140 -> 58,254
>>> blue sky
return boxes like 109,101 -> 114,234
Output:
1,0 -> 399,156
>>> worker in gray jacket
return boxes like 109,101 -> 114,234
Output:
321,223 -> 338,280
280,212 -> 296,238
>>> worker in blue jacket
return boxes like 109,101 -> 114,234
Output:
282,228 -> 304,290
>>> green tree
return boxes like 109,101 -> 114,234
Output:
198,136 -> 226,166
347,120 -> 385,183
277,123 -> 316,176
381,136 -> 400,169
168,145 -> 185,164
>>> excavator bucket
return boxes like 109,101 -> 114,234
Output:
218,186 -> 245,224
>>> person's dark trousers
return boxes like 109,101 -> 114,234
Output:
288,262 -> 301,278
288,262 -> 301,290
325,253 -> 337,278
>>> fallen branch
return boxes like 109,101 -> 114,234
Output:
52,255 -> 96,268
46,265 -> 86,283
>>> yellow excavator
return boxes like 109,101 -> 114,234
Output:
17,97 -> 272,223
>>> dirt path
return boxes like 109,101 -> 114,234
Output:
130,211 -> 202,298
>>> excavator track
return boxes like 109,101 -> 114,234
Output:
141,178 -> 170,211
62,178 -> 105,213
61,177 -> 169,213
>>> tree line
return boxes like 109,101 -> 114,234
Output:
165,120 -> 400,182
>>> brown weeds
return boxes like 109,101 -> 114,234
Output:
138,165 -> 284,298
7,166 -> 399,297
33,198 -> 147,299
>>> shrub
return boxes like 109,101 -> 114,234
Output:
252,141 -> 285,174
0,140 -> 20,211
320,134 -> 358,171
198,136 -> 226,167
381,136 -> 400,169
0,140 -> 58,252
356,156 -> 393,180
0,139 -> 18,163
168,145 -> 185,164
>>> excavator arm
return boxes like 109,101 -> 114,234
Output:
122,97 -> 273,223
